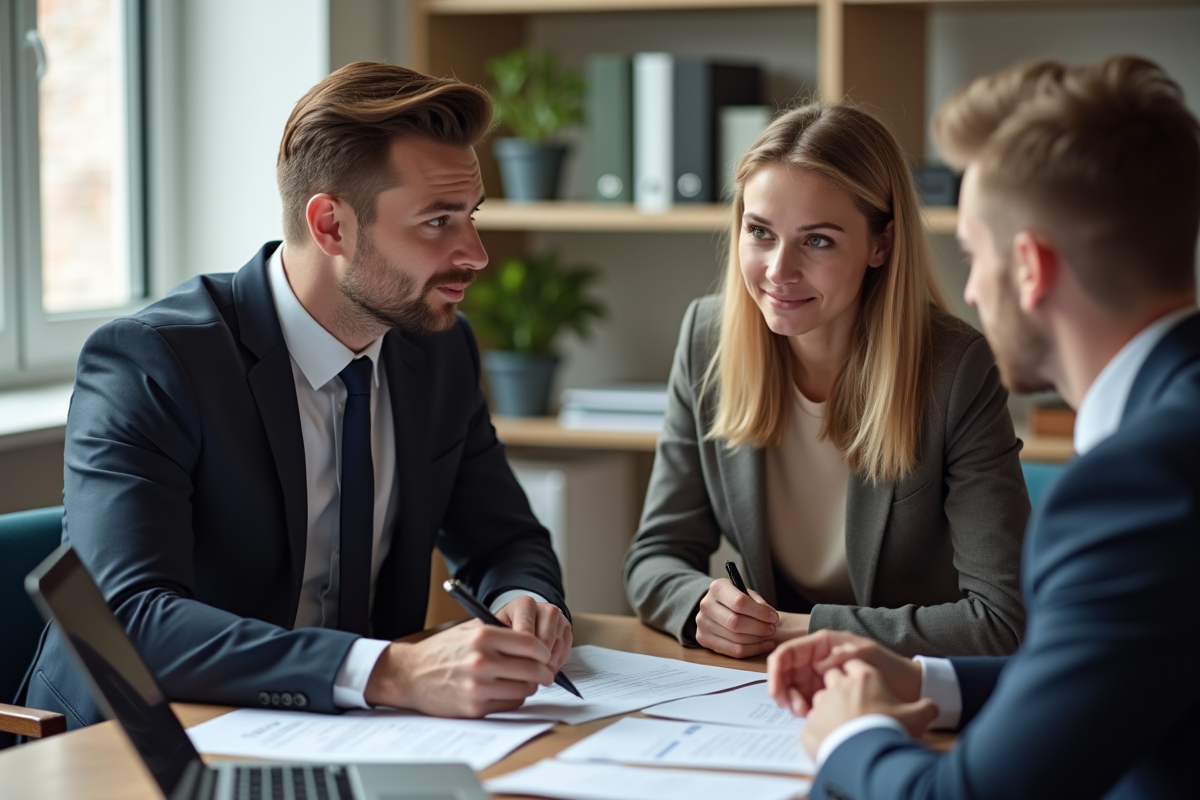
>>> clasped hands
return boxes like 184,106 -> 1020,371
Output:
364,594 -> 571,718
766,629 -> 940,757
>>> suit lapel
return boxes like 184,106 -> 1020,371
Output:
715,444 -> 777,604
845,474 -> 892,606
373,330 -> 433,637
233,244 -> 309,613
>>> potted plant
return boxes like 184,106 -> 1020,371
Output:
486,48 -> 585,202
463,251 -> 607,417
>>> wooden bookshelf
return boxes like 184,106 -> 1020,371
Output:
475,200 -> 958,234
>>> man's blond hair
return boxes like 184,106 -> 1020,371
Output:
933,56 -> 1200,309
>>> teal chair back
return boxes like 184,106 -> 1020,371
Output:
1022,462 -> 1065,512
0,506 -> 64,708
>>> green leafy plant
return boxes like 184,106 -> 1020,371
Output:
463,251 -> 606,355
486,49 -> 585,142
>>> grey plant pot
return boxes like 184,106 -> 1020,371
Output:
482,350 -> 560,417
494,138 -> 569,202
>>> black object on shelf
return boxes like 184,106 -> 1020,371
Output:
673,59 -> 763,204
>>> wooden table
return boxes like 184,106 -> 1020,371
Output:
0,614 -> 951,798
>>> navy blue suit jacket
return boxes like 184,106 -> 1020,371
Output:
24,243 -> 566,728
814,312 -> 1200,800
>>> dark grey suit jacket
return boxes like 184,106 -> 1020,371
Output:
24,242 -> 566,729
624,296 -> 1028,656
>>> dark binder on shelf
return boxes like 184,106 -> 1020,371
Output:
672,59 -> 763,203
587,54 -> 633,203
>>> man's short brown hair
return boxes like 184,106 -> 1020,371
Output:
933,56 -> 1200,309
277,62 -> 493,243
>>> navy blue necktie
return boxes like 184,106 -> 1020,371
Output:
337,357 -> 374,635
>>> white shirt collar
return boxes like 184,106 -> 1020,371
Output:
266,244 -> 385,391
1074,305 -> 1198,455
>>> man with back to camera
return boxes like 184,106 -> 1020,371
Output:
21,62 -> 574,728
764,55 -> 1200,799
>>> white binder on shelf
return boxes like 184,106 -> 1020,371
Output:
633,53 -> 673,213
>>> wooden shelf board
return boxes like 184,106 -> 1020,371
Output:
476,200 -> 729,232
496,417 -> 1073,463
427,0 -> 814,15
477,200 -> 957,234
1021,434 -> 1075,464
494,416 -> 659,451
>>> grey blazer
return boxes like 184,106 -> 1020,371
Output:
624,296 -> 1029,657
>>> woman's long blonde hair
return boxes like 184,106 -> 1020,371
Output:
702,102 -> 948,484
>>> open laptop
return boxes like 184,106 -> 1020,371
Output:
25,544 -> 489,800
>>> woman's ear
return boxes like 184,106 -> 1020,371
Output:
869,219 -> 895,268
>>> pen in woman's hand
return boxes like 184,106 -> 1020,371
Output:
725,560 -> 750,595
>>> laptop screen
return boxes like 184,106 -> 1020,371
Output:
25,545 -> 203,797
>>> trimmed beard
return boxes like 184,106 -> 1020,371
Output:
336,231 -> 475,337
985,257 -> 1053,395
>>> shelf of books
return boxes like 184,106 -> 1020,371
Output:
475,200 -> 958,234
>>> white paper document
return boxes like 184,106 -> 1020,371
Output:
186,708 -> 552,770
485,760 -> 810,800
557,717 -> 816,775
644,681 -> 805,731
488,645 -> 764,725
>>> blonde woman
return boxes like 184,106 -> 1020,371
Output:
623,103 -> 1028,658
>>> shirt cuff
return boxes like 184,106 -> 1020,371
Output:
815,714 -> 908,770
488,589 -> 551,613
333,637 -> 391,709
914,655 -> 962,730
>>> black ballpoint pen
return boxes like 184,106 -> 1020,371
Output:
724,560 -> 750,595
443,579 -> 584,699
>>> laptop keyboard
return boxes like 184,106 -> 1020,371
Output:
232,765 -> 353,800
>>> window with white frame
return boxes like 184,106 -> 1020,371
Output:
1,0 -> 146,385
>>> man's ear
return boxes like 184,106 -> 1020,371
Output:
868,219 -> 895,268
304,193 -> 357,259
1012,230 -> 1059,313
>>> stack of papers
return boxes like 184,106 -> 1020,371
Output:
489,645 -> 765,724
558,385 -> 668,432
557,717 -> 816,775
186,709 -> 552,770
485,761 -> 810,800
643,682 -> 804,731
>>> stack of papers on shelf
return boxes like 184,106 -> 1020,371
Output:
558,384 -> 668,432
485,761 -> 810,800
488,645 -> 764,725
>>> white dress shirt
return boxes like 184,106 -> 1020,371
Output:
267,247 -> 547,709
813,305 -> 1199,771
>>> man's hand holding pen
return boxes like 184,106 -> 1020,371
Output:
362,589 -> 573,718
